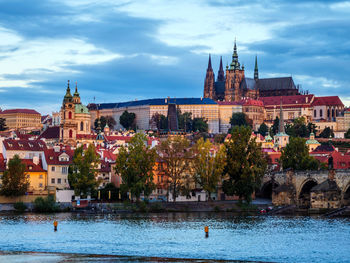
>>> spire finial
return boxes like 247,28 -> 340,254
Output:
217,56 -> 225,82
254,55 -> 259,80
207,54 -> 212,70
73,81 -> 79,97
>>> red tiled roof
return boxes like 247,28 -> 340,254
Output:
260,95 -> 314,107
312,96 -> 344,107
239,98 -> 264,107
38,126 -> 60,139
14,131 -> 36,140
21,159 -> 46,172
99,160 -> 111,173
0,109 -> 40,115
3,139 -> 47,151
76,134 -> 96,140
44,147 -> 74,165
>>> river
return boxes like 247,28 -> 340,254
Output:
0,212 -> 349,263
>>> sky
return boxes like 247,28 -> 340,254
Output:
0,0 -> 349,114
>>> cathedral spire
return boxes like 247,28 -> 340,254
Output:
279,97 -> 285,134
254,55 -> 259,80
207,54 -> 212,70
217,56 -> 225,82
63,80 -> 73,103
74,81 -> 79,97
230,38 -> 240,70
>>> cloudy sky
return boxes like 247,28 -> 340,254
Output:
0,0 -> 349,114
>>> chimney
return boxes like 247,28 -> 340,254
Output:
53,145 -> 60,152
33,156 -> 39,165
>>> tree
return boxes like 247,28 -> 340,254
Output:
270,116 -> 279,135
345,128 -> 350,139
68,144 -> 100,197
280,137 -> 320,170
0,118 -> 7,131
94,116 -> 116,130
115,133 -> 156,200
319,127 -> 334,138
307,122 -> 317,135
150,113 -> 168,130
258,123 -> 268,136
192,138 -> 226,200
230,112 -> 250,127
192,118 -> 208,133
223,126 -> 267,204
0,155 -> 29,197
177,110 -> 192,132
120,110 -> 136,130
157,136 -> 193,202
285,117 -> 308,137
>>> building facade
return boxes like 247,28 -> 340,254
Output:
0,109 -> 42,130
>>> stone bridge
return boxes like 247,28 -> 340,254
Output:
260,170 -> 350,207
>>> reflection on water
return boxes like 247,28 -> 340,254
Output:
0,212 -> 349,263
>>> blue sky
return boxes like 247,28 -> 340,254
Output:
0,0 -> 349,114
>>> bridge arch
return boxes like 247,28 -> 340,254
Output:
343,183 -> 350,206
298,179 -> 318,208
260,180 -> 280,199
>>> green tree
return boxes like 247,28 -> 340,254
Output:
150,113 -> 168,130
68,144 -> 100,197
115,133 -> 156,200
230,112 -> 250,127
307,122 -> 317,135
345,128 -> 350,139
270,116 -> 279,135
0,118 -> 7,131
120,110 -> 136,130
0,155 -> 29,197
192,138 -> 226,200
157,136 -> 193,202
258,123 -> 268,136
223,126 -> 267,204
319,127 -> 334,138
177,110 -> 192,132
192,118 -> 208,133
285,117 -> 308,137
280,137 -> 320,170
94,116 -> 116,130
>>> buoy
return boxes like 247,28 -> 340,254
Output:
53,221 -> 58,231
204,226 -> 209,238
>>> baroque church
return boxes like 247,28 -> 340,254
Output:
59,80 -> 91,145
204,40 -> 301,102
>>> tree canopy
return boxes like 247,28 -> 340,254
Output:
94,116 -> 116,130
68,144 -> 100,197
192,138 -> 226,200
285,117 -> 308,137
120,110 -> 136,130
156,136 -> 193,202
150,113 -> 168,130
192,118 -> 208,133
280,137 -> 320,170
0,155 -> 29,197
177,110 -> 193,132
115,133 -> 156,200
223,126 -> 267,203
270,116 -> 279,136
345,128 -> 350,139
0,118 -> 7,131
257,123 -> 268,136
229,112 -> 251,127
319,127 -> 334,138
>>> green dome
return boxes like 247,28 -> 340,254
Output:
75,104 -> 89,114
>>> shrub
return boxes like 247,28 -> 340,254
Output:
13,201 -> 27,212
33,195 -> 60,212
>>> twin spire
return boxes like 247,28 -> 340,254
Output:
206,39 -> 259,80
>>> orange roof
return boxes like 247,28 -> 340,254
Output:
312,96 -> 344,107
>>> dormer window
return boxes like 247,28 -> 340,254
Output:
49,156 -> 54,160
29,166 -> 33,170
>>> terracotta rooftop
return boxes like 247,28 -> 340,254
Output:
312,96 -> 344,107
38,126 -> 60,140
21,159 -> 46,173
3,139 -> 47,151
260,94 -> 314,107
0,109 -> 40,115
44,147 -> 74,165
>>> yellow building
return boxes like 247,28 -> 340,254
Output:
22,159 -> 47,194
217,102 -> 243,133
305,133 -> 321,152
0,109 -> 42,130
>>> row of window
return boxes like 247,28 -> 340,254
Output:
51,178 -> 67,184
51,166 -> 68,173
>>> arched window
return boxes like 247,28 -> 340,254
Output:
68,111 -> 72,119
69,129 -> 73,138
327,109 -> 330,118
80,121 -> 84,131
314,110 -> 316,118
320,109 -> 323,118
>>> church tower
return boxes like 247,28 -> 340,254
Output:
203,54 -> 215,99
217,56 -> 225,82
60,80 -> 77,145
224,39 -> 245,102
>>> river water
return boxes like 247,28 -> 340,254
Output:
0,212 -> 349,263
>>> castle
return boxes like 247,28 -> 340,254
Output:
204,40 -> 301,102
